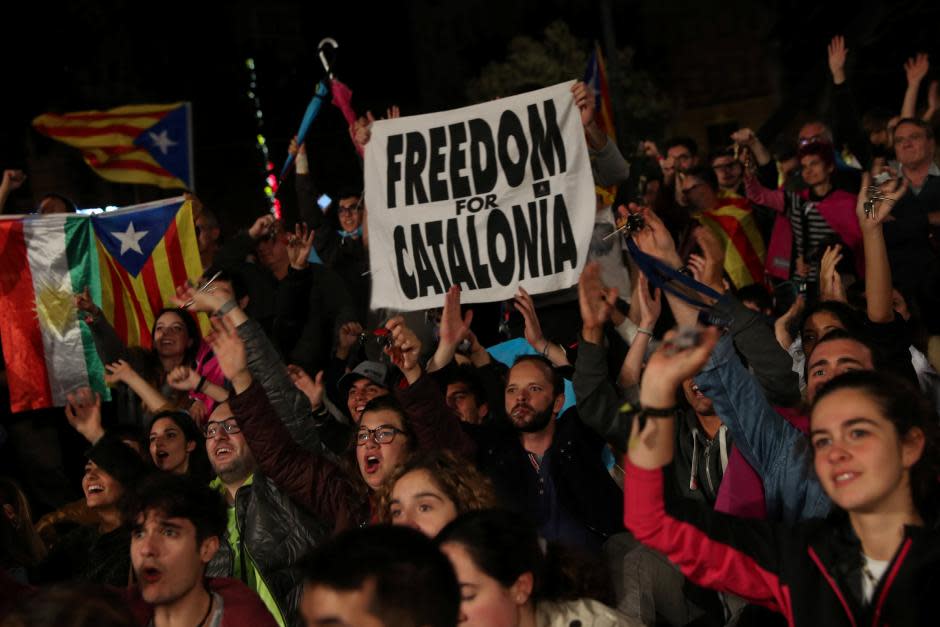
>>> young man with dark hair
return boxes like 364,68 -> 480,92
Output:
442,364 -> 489,425
300,525 -> 460,627
123,473 -> 277,627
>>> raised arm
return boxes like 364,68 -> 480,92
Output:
386,315 -> 476,458
618,272 -> 660,389
427,286 -> 474,374
901,53 -> 929,119
573,262 -> 630,444
624,327 -> 789,611
174,281 -> 322,452
514,286 -> 570,367
104,359 -> 171,413
207,316 -> 359,530
857,173 -> 909,323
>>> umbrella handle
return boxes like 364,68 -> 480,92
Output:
318,37 -> 339,79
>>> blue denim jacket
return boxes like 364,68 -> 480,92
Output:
694,334 -> 831,523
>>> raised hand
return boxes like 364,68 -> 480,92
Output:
386,105 -> 401,120
287,365 -> 325,409
1,169 -> 26,191
571,81 -> 596,128
856,172 -> 909,230
578,261 -> 618,335
352,111 -> 377,149
171,279 -> 233,314
167,365 -> 201,391
288,136 -> 306,157
336,321 -> 364,360
105,359 -> 138,386
205,317 -> 248,385
774,294 -> 806,350
65,387 -> 104,444
904,53 -> 929,86
640,140 -> 661,159
513,286 -> 546,350
689,226 -> 726,295
248,214 -> 277,240
635,272 -> 661,329
730,128 -> 756,147
439,285 -> 473,349
640,327 -> 720,405
827,35 -> 848,84
74,286 -> 100,322
385,316 -> 422,383
287,223 -> 315,270
819,244 -> 847,303
630,206 -> 682,268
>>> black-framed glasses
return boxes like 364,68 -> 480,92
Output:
356,425 -> 406,446
204,418 -> 241,439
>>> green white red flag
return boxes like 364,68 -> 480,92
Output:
0,214 -> 108,412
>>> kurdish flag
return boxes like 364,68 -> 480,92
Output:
0,214 -> 106,412
33,103 -> 194,190
0,198 -> 203,412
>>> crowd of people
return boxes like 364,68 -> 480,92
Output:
1,34 -> 939,627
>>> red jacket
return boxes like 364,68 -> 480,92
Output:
624,460 -> 940,626
123,577 -> 278,627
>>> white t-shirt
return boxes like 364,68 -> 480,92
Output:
862,554 -> 890,604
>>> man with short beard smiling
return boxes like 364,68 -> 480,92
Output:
465,355 -> 623,552
202,401 -> 328,627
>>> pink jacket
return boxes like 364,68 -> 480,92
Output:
745,176 -> 863,280
191,341 -> 225,420
713,406 -> 808,519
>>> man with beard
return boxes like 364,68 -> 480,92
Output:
675,378 -> 730,505
203,402 -> 328,627
464,355 -> 623,552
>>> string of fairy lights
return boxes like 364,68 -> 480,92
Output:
245,57 -> 281,219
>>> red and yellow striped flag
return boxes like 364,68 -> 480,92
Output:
695,198 -> 766,289
92,198 -> 206,349
33,103 -> 193,189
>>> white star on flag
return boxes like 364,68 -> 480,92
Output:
148,130 -> 177,155
113,222 -> 149,255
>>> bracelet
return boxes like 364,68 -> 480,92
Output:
196,375 -> 207,393
213,299 -> 237,318
541,340 -> 551,357
636,327 -> 654,337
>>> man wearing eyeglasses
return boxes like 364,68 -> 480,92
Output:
202,401 -> 328,627
881,118 -> 940,335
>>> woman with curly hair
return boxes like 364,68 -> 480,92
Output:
377,449 -> 498,537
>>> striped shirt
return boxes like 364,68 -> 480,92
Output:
787,191 -> 836,280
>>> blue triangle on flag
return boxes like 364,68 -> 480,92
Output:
133,105 -> 191,188
91,201 -> 181,277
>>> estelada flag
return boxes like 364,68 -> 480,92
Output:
0,198 -> 204,412
583,42 -> 618,206
92,198 -> 206,350
33,103 -> 194,190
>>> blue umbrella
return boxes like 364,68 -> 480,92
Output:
278,79 -> 330,186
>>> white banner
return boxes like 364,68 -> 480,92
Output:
364,81 -> 594,311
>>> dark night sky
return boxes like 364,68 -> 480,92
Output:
1,0 -> 937,229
